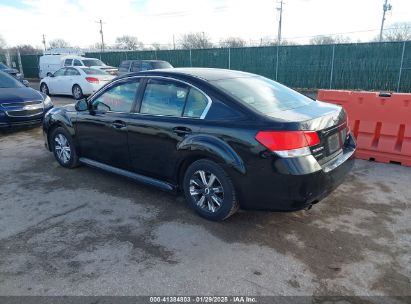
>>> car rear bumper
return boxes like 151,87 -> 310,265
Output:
234,134 -> 356,211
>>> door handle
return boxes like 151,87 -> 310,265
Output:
110,120 -> 127,130
172,126 -> 192,136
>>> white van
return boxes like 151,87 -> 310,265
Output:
38,55 -> 118,79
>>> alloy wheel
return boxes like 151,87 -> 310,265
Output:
54,133 -> 71,164
189,170 -> 224,213
73,86 -> 82,99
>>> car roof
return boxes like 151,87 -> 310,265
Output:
116,67 -> 256,82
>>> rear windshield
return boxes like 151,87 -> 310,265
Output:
0,71 -> 24,88
81,68 -> 108,75
212,76 -> 313,114
82,59 -> 104,67
152,61 -> 173,69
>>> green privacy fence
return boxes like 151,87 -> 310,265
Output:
18,41 -> 411,92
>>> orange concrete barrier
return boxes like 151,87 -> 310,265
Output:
318,90 -> 411,167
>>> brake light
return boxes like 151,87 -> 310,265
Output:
255,131 -> 320,158
86,77 -> 99,84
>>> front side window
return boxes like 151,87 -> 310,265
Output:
131,61 -> 141,72
183,88 -> 208,118
212,76 -> 313,115
119,61 -> 130,72
64,59 -> 73,66
73,59 -> 82,66
93,81 -> 139,112
53,68 -> 66,77
140,79 -> 188,117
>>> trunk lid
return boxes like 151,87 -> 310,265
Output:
265,101 -> 349,164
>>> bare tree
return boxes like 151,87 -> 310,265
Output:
179,32 -> 213,49
0,35 -> 6,49
219,37 -> 246,48
309,35 -> 351,45
49,39 -> 70,49
10,44 -> 42,55
115,35 -> 144,50
383,22 -> 411,42
259,38 -> 297,47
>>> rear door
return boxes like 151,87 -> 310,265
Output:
127,77 -> 209,181
75,79 -> 141,169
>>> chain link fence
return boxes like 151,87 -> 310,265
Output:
9,41 -> 411,92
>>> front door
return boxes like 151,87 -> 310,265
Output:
75,79 -> 141,169
127,78 -> 209,182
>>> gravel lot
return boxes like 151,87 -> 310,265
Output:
0,86 -> 410,298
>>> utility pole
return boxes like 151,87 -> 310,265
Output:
379,0 -> 392,42
42,34 -> 47,52
173,34 -> 176,50
275,0 -> 284,81
277,0 -> 283,46
97,19 -> 105,52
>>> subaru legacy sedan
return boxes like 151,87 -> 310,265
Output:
0,71 -> 53,128
43,68 -> 355,221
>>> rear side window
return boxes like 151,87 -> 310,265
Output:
82,68 -> 108,75
152,61 -> 173,69
64,59 -> 73,66
141,62 -> 151,71
183,88 -> 208,118
65,68 -> 80,76
140,79 -> 188,117
73,59 -> 82,66
93,81 -> 139,112
212,76 -> 313,115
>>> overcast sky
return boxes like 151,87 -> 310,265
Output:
0,0 -> 410,48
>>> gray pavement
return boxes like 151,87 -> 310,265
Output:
0,92 -> 410,297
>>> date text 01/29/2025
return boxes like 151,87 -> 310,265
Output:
149,296 -> 257,303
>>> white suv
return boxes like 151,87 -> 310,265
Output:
63,57 -> 118,75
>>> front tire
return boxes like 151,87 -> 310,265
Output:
50,127 -> 79,168
183,159 -> 239,221
40,83 -> 49,95
72,85 -> 83,100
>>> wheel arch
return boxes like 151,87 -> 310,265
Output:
176,134 -> 246,187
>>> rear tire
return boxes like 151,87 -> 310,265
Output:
50,127 -> 79,168
72,85 -> 83,100
183,159 -> 239,221
40,83 -> 49,95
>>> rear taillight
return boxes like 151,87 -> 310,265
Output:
255,131 -> 320,158
86,77 -> 99,84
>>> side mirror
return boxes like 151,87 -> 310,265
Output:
75,98 -> 89,111
49,73 -> 55,78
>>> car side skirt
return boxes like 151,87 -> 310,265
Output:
79,157 -> 176,191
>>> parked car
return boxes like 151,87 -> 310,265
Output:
0,71 -> 53,128
43,68 -> 356,221
0,62 -> 29,86
118,60 -> 173,76
40,67 -> 115,99
39,55 -> 117,78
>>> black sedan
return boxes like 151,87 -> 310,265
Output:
0,71 -> 53,128
0,62 -> 29,86
43,68 -> 356,220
